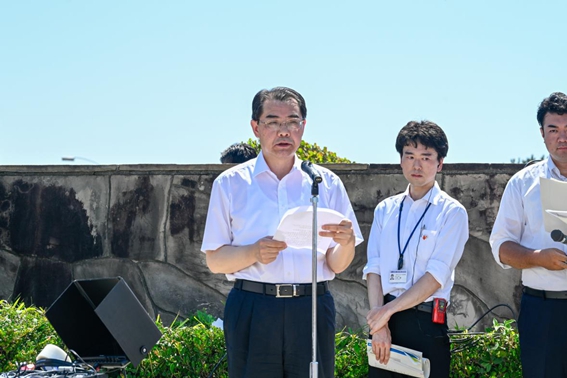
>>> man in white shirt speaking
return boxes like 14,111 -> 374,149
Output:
490,92 -> 567,378
364,121 -> 469,378
201,87 -> 363,378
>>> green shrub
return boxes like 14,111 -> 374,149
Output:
126,312 -> 228,378
0,300 -> 522,377
335,329 -> 368,377
0,299 -> 63,372
449,319 -> 521,377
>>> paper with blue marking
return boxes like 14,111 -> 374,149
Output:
367,340 -> 430,378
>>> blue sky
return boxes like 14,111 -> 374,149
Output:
1,1 -> 565,165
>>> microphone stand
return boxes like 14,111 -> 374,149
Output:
309,178 -> 320,378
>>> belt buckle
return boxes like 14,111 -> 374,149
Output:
275,284 -> 296,298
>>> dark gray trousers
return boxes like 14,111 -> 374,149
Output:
224,287 -> 336,378
518,292 -> 567,378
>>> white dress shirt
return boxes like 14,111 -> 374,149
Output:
363,182 -> 469,302
490,157 -> 567,290
201,151 -> 363,283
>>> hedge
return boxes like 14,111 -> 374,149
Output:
0,300 -> 521,377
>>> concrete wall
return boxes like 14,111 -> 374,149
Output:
0,163 -> 523,331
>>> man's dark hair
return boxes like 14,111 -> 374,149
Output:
220,143 -> 258,164
251,87 -> 307,121
395,120 -> 449,161
537,92 -> 567,127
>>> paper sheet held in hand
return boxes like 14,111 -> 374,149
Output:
541,177 -> 567,233
367,341 -> 430,378
273,206 -> 345,253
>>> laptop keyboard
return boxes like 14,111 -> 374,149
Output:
79,356 -> 129,367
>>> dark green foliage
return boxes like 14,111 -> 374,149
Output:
0,301 -> 523,377
125,312 -> 228,378
246,138 -> 352,163
335,330 -> 368,377
0,299 -> 64,372
449,319 -> 522,377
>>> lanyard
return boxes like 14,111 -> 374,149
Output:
397,196 -> 432,270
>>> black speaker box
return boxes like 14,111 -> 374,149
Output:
46,277 -> 162,367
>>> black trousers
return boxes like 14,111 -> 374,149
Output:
368,308 -> 450,378
223,287 -> 336,378
518,292 -> 567,378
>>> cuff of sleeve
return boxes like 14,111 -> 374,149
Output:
425,259 -> 451,289
362,262 -> 380,280
491,239 -> 512,269
200,243 -> 223,253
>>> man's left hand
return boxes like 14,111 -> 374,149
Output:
319,219 -> 355,246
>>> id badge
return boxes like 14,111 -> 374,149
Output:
388,270 -> 407,284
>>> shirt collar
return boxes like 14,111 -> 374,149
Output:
546,156 -> 567,180
402,181 -> 442,205
252,151 -> 301,178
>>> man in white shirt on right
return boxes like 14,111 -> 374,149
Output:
490,91 -> 567,378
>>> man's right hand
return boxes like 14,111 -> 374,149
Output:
370,325 -> 392,365
253,237 -> 287,264
535,248 -> 567,270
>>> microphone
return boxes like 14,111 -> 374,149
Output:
551,229 -> 567,244
301,161 -> 322,184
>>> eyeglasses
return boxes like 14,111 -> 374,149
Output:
259,119 -> 305,132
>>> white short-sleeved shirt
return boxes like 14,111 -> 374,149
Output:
489,157 -> 567,290
363,182 -> 469,302
201,151 -> 363,283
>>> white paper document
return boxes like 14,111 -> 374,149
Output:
367,341 -> 430,378
546,210 -> 567,225
540,177 -> 567,234
273,206 -> 346,253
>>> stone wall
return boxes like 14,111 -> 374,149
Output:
0,163 -> 523,331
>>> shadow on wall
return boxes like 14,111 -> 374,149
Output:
0,180 -> 102,309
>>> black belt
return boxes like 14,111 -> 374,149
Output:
385,294 -> 433,314
524,287 -> 567,300
234,279 -> 329,297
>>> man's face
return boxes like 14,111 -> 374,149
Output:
540,112 -> 567,164
251,99 -> 304,162
400,142 -> 443,192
